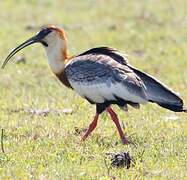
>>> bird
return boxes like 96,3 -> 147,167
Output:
2,25 -> 186,144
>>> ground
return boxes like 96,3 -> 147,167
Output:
0,0 -> 187,179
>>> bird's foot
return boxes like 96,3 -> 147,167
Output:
122,137 -> 129,145
81,113 -> 99,142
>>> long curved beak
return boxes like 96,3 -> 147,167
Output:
1,34 -> 42,69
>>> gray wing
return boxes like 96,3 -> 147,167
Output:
102,48 -> 185,112
128,65 -> 185,111
65,54 -> 148,104
77,47 -> 129,65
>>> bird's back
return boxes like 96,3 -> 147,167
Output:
65,47 -> 148,106
64,46 -> 186,112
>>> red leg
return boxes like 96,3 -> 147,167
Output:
106,107 -> 129,144
81,113 -> 99,141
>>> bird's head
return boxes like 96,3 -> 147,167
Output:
2,26 -> 68,73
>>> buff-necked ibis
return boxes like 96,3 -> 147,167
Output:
2,26 -> 186,144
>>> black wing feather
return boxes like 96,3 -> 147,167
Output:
129,65 -> 185,112
71,46 -> 186,112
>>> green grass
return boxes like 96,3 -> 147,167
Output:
0,0 -> 187,179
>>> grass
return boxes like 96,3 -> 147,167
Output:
0,0 -> 187,179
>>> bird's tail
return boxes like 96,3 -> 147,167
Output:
154,102 -> 187,112
129,65 -> 186,113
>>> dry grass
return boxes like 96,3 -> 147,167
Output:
0,0 -> 187,179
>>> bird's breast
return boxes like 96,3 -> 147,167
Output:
55,70 -> 72,88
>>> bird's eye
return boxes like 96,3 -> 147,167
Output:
41,41 -> 48,47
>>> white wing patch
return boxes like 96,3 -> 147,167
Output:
69,80 -> 148,104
